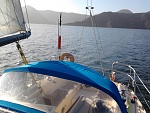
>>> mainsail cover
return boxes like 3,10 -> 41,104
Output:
0,0 -> 26,37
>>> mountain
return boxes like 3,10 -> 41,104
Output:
22,5 -> 88,25
22,6 -> 53,24
66,12 -> 150,29
39,10 -> 88,24
117,9 -> 133,14
22,6 -> 150,29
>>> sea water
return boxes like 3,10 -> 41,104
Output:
0,24 -> 150,111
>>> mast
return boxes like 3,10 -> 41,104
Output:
58,13 -> 62,59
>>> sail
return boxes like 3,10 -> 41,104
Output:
0,0 -> 30,46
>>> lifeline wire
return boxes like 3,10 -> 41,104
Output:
135,82 -> 150,110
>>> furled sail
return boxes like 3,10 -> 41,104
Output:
0,0 -> 31,47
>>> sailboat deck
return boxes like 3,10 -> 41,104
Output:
41,78 -> 80,106
40,78 -> 121,113
49,89 -> 68,106
68,87 -> 121,113
35,77 -> 146,113
62,81 -> 78,90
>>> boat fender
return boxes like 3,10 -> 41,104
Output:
110,71 -> 116,81
60,53 -> 74,62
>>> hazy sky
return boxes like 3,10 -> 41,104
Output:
21,0 -> 150,14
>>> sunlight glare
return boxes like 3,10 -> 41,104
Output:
21,0 -> 79,13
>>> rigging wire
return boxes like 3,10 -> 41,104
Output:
77,9 -> 88,63
87,0 -> 88,8
85,0 -> 149,110
87,0 -> 92,7
91,0 -> 92,7
90,10 -> 104,75
78,0 -> 104,75
85,0 -> 105,75
92,10 -> 106,58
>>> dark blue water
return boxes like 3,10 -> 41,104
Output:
0,24 -> 150,111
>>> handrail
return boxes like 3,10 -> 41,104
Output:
111,61 -> 150,95
111,61 -> 150,110
112,61 -> 136,94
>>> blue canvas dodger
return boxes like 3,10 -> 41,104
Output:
4,60 -> 127,113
